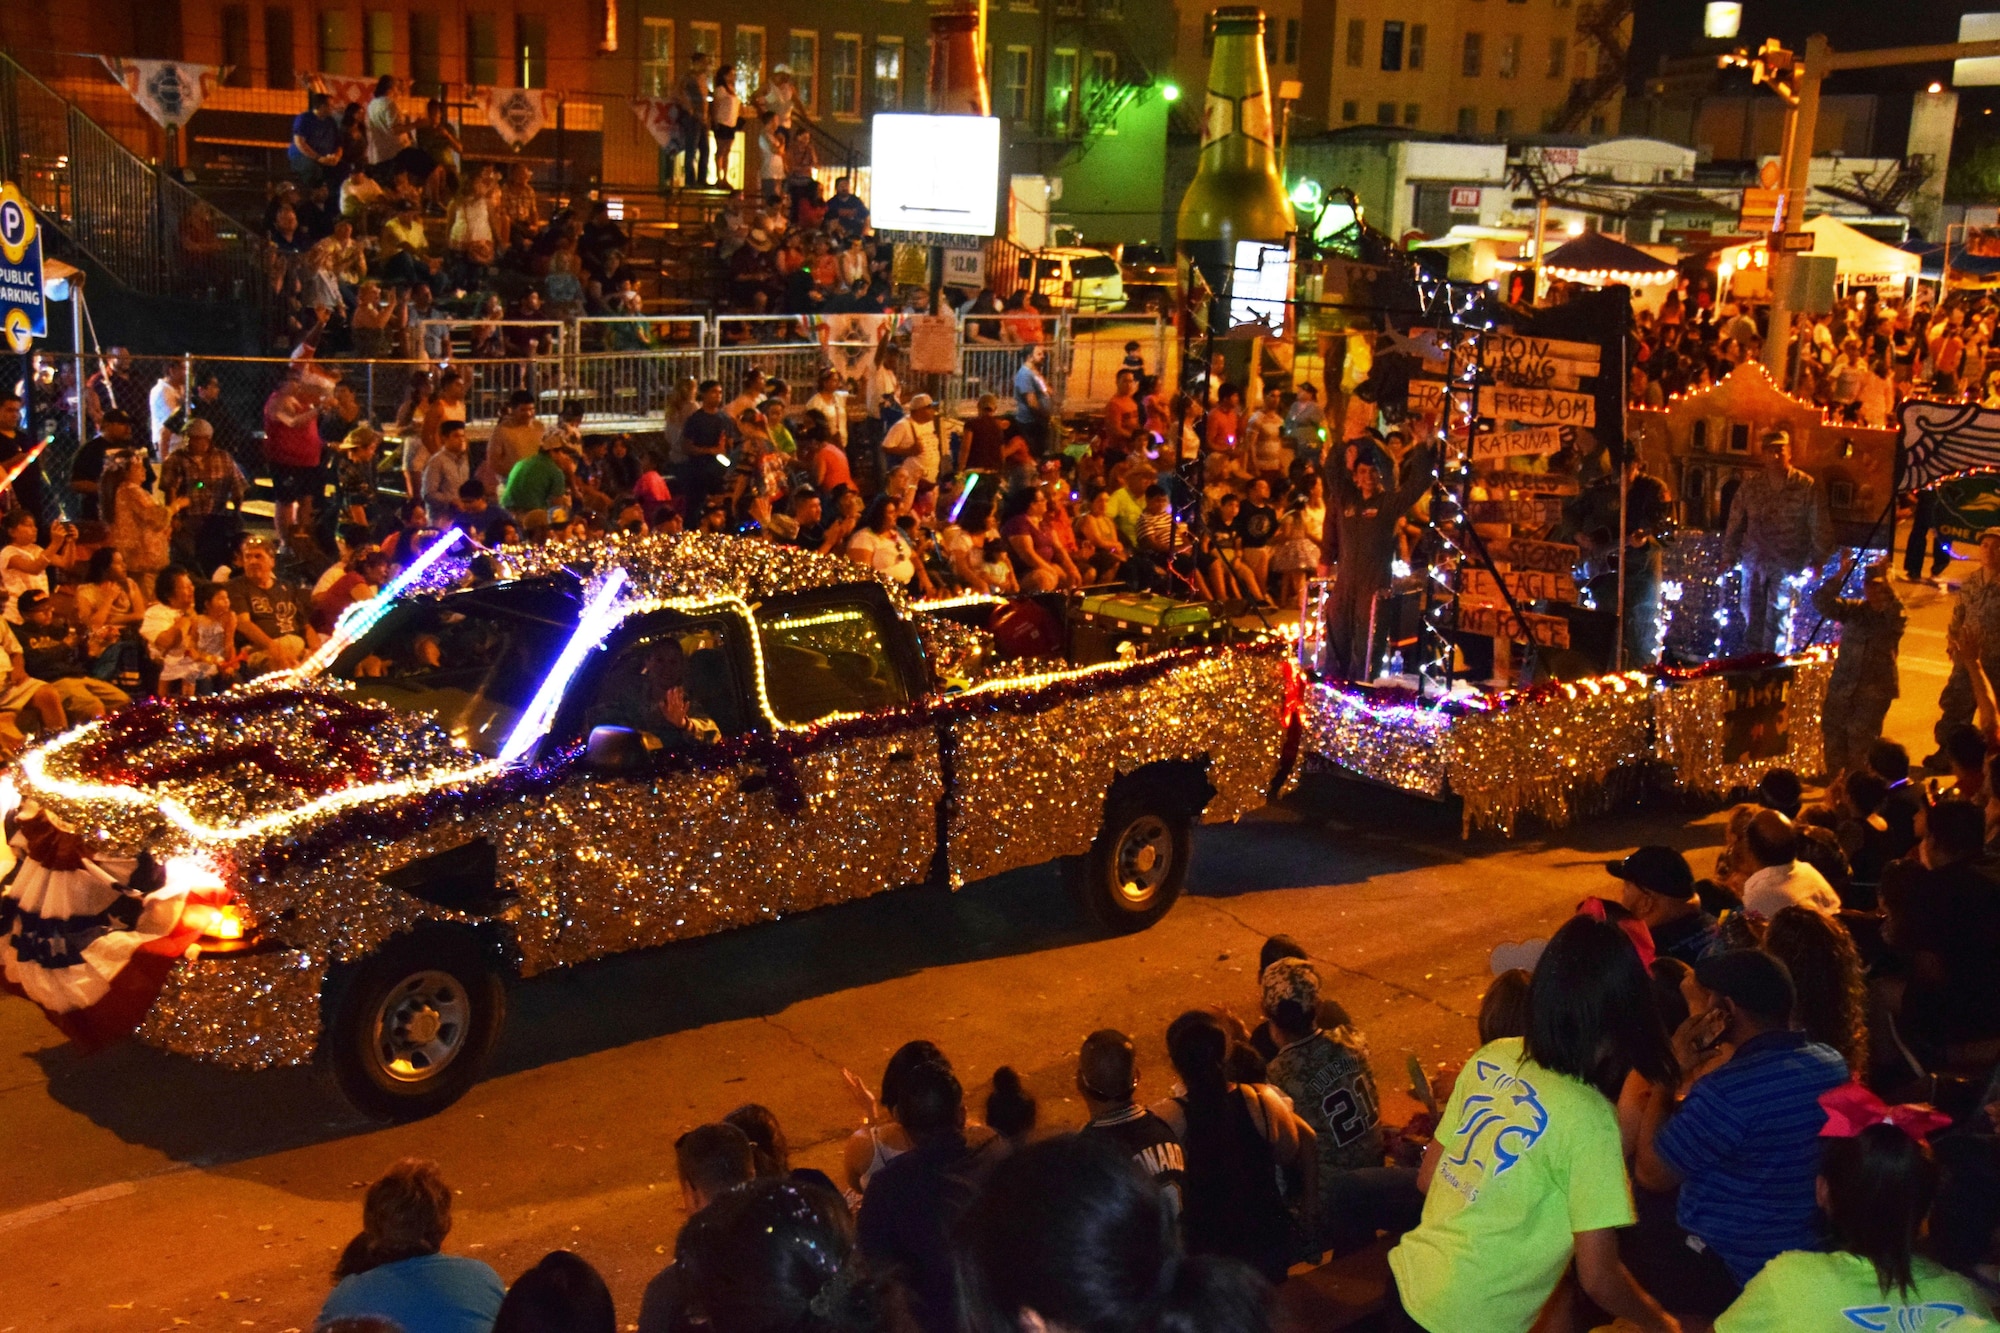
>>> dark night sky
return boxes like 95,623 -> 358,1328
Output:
1631,0 -> 1975,94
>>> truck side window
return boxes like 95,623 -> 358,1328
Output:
757,602 -> 910,725
584,619 -> 746,747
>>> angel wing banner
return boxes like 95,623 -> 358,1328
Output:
97,58 -> 223,129
1898,399 -> 2000,490
631,97 -> 687,154
478,88 -> 557,147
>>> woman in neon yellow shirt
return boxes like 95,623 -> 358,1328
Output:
1387,915 -> 1681,1333
1718,1116 -> 1996,1332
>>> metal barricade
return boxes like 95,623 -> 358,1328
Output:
570,316 -> 709,430
1066,311 -> 1170,413
948,314 -> 1064,419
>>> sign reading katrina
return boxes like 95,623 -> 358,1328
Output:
0,182 -> 45,354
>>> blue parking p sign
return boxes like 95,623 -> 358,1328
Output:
0,182 -> 46,354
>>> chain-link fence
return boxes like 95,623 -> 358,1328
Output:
14,309 -> 1169,522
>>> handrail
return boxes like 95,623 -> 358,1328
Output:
0,51 -> 266,305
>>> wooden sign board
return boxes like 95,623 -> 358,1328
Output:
1467,496 -> 1565,527
1486,537 -> 1580,573
1458,602 -> 1572,648
1471,426 -> 1563,461
1480,385 -> 1597,427
1461,566 -> 1578,604
1407,379 -> 1448,414
1487,333 -> 1600,379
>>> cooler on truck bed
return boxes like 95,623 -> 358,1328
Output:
1069,593 -> 1223,664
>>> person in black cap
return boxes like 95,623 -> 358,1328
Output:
71,407 -> 136,522
1630,949 -> 1848,1317
1607,846 -> 1717,967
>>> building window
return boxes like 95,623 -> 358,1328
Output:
365,11 -> 395,77
516,14 -> 548,87
1088,51 -> 1115,85
1457,105 -> 1477,133
1341,99 -> 1359,122
640,18 -> 674,96
1589,113 -> 1606,133
830,34 -> 860,117
265,7 -> 295,89
221,5 -> 253,86
1048,48 -> 1078,131
1461,31 -> 1482,77
1500,34 -> 1523,78
1547,36 -> 1567,79
689,21 -> 720,62
734,27 -> 766,100
1282,19 -> 1298,63
1376,101 -> 1396,124
1346,19 -> 1365,67
1409,24 -> 1426,70
409,13 -> 441,92
466,14 -> 499,86
1001,45 -> 1032,120
1404,102 -> 1420,126
1494,106 -> 1514,133
318,10 -> 353,75
788,31 -> 818,111
1381,21 -> 1404,71
874,37 -> 904,112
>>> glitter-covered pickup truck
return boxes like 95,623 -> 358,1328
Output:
2,533 -> 1294,1119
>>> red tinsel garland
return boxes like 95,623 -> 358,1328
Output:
69,690 -> 387,797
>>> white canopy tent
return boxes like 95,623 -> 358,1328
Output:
1718,214 -> 1921,290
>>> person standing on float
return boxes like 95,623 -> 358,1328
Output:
1319,438 -> 1436,681
1719,428 -> 1831,655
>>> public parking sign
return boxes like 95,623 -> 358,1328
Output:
0,182 -> 46,353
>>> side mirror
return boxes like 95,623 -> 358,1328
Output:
586,725 -> 647,773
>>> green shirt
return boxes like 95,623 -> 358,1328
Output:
769,421 -> 797,456
1717,1251 -> 1996,1333
1387,1038 -> 1634,1333
500,451 -> 566,514
1107,487 -> 1147,550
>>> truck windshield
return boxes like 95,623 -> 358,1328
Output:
323,595 -> 578,757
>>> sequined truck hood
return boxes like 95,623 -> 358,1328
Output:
12,686 -> 482,863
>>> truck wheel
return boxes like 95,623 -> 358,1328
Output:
326,932 -> 506,1122
1069,793 -> 1190,933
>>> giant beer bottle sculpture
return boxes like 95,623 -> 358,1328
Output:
1176,6 -> 1295,329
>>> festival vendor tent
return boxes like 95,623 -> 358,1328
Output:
1630,361 -> 1896,543
1538,231 -> 1677,287
1718,215 -> 1921,292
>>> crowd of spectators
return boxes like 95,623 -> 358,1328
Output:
306,873 -> 2000,1333
270,77 -> 641,358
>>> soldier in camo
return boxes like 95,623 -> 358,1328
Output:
1931,529 -> 2000,762
1811,552 -> 1906,777
1720,429 -> 1833,654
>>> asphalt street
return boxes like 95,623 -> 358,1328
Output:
0,542 -> 1966,1333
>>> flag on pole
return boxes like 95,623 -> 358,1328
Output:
478,88 -> 557,147
97,57 -> 224,129
631,97 -> 688,154
301,70 -> 382,112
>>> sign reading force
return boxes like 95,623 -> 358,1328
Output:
0,183 -> 46,354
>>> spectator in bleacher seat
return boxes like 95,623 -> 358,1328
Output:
824,176 -> 869,238
15,592 -> 129,723
414,101 -> 463,204
288,92 -> 343,185
447,164 -> 500,273
499,162 -> 541,245
263,372 -> 328,551
376,198 -> 440,289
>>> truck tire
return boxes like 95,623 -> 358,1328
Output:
1069,792 -> 1190,933
325,931 -> 506,1122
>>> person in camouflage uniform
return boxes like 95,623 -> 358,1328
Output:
1812,552 -> 1906,777
1931,528 -> 2000,760
1720,429 -> 1834,654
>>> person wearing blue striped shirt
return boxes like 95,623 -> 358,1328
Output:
1631,949 -> 1850,1321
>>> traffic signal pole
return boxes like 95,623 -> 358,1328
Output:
1759,34 -> 2000,381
